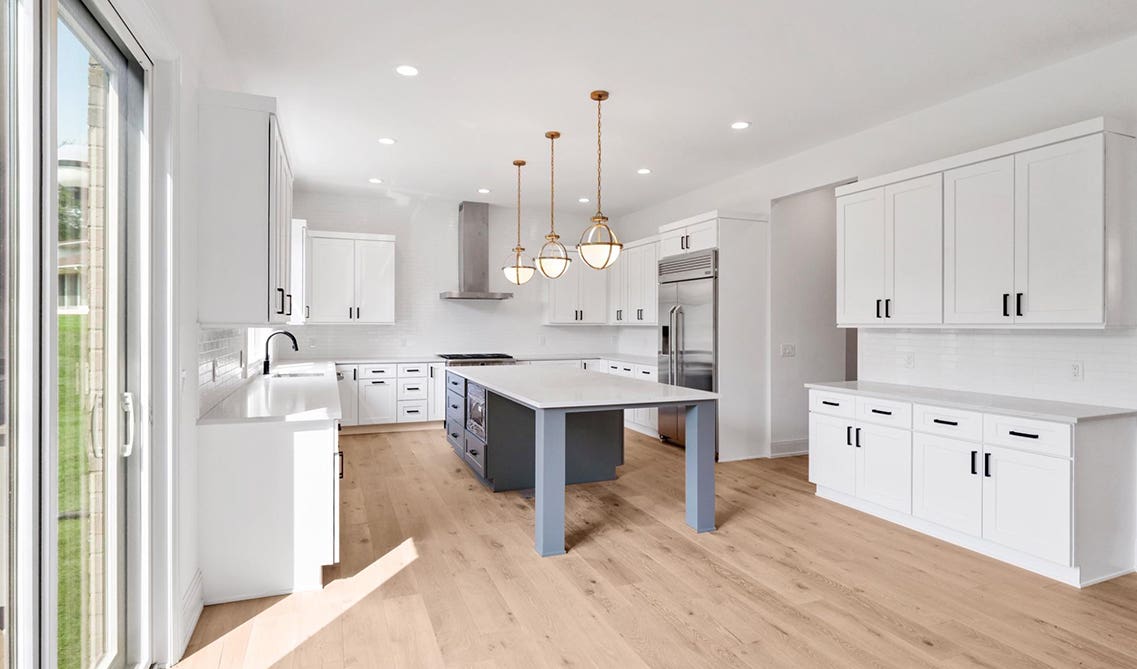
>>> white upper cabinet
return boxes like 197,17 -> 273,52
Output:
305,232 -> 395,324
838,118 -> 1137,329
659,217 -> 718,258
944,156 -> 1016,324
545,250 -> 607,324
198,90 -> 294,325
1013,134 -> 1104,325
836,188 -> 886,325
606,241 -> 658,326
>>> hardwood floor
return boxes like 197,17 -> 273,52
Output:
179,427 -> 1137,668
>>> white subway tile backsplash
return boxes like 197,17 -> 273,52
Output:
198,327 -> 248,416
859,329 -> 1137,409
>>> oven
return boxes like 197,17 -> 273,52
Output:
466,382 -> 487,441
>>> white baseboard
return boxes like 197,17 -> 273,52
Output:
771,438 -> 808,457
624,422 -> 658,439
178,570 -> 204,659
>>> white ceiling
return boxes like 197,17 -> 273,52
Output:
208,0 -> 1137,217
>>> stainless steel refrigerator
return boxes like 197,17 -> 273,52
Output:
657,249 -> 717,447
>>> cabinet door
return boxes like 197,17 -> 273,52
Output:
885,174 -> 943,324
428,363 -> 446,421
1013,135 -> 1105,325
267,116 -> 286,323
638,242 -> 659,324
545,264 -> 580,324
289,220 -> 307,324
685,220 -> 718,253
621,246 -> 641,324
607,248 -> 627,324
982,446 -> 1071,565
808,413 -> 855,495
355,240 -> 395,323
307,236 -> 355,323
335,365 -> 359,426
912,433 -> 981,535
658,228 -> 686,258
944,157 -> 1015,324
577,260 -> 609,324
358,378 -> 397,424
854,423 -> 912,513
836,188 -> 886,325
277,131 -> 294,321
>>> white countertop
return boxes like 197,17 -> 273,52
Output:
805,380 -> 1137,424
452,365 -> 716,410
199,362 -> 342,424
286,351 -> 656,365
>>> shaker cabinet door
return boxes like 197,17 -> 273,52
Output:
355,240 -> 396,323
885,174 -> 943,324
836,188 -> 886,325
809,413 -> 855,495
981,446 -> 1071,565
912,433 -> 981,535
307,236 -> 356,323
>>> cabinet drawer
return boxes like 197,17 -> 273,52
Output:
397,379 -> 428,401
913,404 -> 982,442
445,389 -> 465,424
634,364 -> 658,382
445,371 -> 466,394
397,363 -> 428,378
396,400 -> 428,422
445,418 -> 463,454
809,390 -> 855,418
855,396 -> 912,429
359,364 -> 396,379
983,414 -> 1071,458
464,430 -> 486,477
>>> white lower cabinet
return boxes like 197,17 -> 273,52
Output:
358,378 -> 396,424
808,387 -> 1136,587
335,364 -> 359,426
428,363 -> 446,421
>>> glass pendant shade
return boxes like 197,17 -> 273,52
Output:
536,235 -> 572,279
577,217 -> 622,270
502,248 -> 536,285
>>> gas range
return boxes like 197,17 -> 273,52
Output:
437,353 -> 516,367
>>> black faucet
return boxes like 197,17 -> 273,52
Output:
264,330 -> 299,375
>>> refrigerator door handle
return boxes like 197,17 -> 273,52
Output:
674,305 -> 684,387
667,305 -> 679,385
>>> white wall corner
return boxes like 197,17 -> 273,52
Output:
177,569 -> 204,661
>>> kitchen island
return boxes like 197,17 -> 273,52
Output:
449,365 -> 719,557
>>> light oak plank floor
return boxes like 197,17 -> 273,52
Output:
179,428 -> 1137,668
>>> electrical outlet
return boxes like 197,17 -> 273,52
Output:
780,344 -> 796,357
903,353 -> 915,369
1071,361 -> 1084,381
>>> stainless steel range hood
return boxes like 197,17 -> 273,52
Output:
440,201 -> 514,300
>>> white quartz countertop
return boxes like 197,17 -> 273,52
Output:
805,380 -> 1137,424
452,365 -> 716,410
286,351 -> 656,365
199,362 -> 342,424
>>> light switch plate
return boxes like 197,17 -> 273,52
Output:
1071,361 -> 1084,381
903,353 -> 916,369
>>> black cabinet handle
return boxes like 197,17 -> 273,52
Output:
305,305 -> 310,319
371,380 -> 386,385
846,426 -> 852,446
348,306 -> 354,319
407,386 -> 421,392
822,400 -> 840,407
286,293 -> 293,316
1002,293 -> 1010,317
854,427 -> 861,447
468,449 -> 479,457
449,403 -> 460,410
870,409 -> 892,416
970,450 -> 978,475
984,452 -> 992,477
407,409 -> 420,414
276,288 -> 286,315
876,299 -> 882,318
353,368 -> 357,381
933,418 -> 958,426
884,298 -> 891,318
450,432 -> 460,439
1015,293 -> 1023,317
356,307 -> 361,319
337,451 -> 344,479
1008,430 -> 1039,440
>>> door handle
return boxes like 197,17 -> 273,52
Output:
121,392 -> 136,458
875,299 -> 882,318
984,452 -> 992,477
1002,293 -> 1010,317
933,418 -> 958,426
1015,292 -> 1023,317
305,305 -> 310,319
356,307 -> 361,319
666,305 -> 679,385
854,427 -> 861,447
846,425 -> 852,446
286,294 -> 292,316
674,305 -> 685,386
970,450 -> 978,475
337,451 -> 344,479
348,306 -> 354,319
884,298 -> 890,318
276,288 -> 286,315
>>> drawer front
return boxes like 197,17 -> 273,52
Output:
445,418 -> 464,454
359,363 -> 397,379
445,389 -> 465,423
445,371 -> 466,394
809,390 -> 855,418
397,378 -> 428,401
464,430 -> 486,477
855,396 -> 912,429
912,404 -> 983,442
605,361 -> 621,374
634,364 -> 658,382
983,414 -> 1071,458
396,400 -> 428,422
397,362 -> 429,378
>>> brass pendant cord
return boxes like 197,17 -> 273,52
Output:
595,96 -> 602,217
514,160 -> 524,253
549,133 -> 556,236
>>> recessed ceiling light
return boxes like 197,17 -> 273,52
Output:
378,137 -> 397,145
395,65 -> 419,77
637,168 -> 652,175
477,188 -> 491,194
368,177 -> 383,184
730,121 -> 751,130
578,197 -> 589,203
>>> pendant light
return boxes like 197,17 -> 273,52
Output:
536,131 -> 571,279
577,90 -> 623,270
502,159 -> 536,285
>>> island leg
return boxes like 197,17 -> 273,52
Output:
534,408 -> 567,556
685,400 -> 716,532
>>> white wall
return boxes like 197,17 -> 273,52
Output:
612,32 -> 1137,412
281,188 -> 621,358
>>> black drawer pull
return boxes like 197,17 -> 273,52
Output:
822,400 -> 840,407
854,427 -> 861,448
970,450 -> 978,475
933,418 -> 958,426
875,299 -> 882,318
450,432 -> 460,439
1002,293 -> 1010,317
406,386 -> 420,391
871,409 -> 892,416
371,380 -> 386,385
449,403 -> 460,409
406,409 -> 420,414
468,449 -> 479,457
1009,430 -> 1039,439
846,426 -> 852,446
